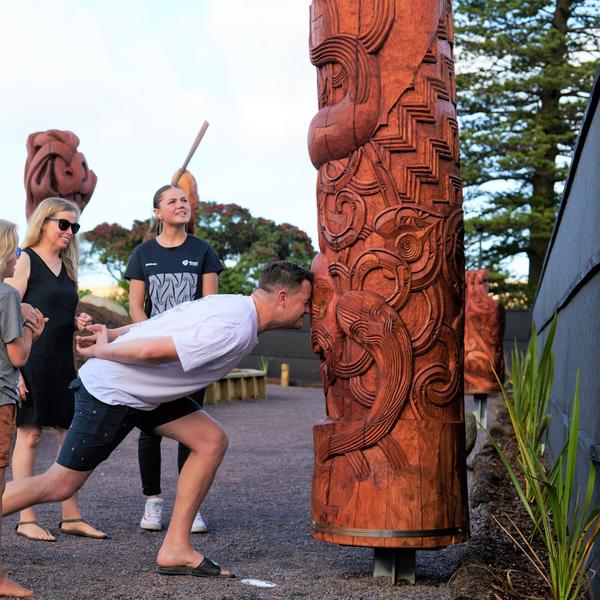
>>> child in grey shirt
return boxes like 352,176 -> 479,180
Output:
0,220 -> 45,598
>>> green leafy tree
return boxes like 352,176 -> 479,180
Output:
81,220 -> 149,293
195,202 -> 315,294
83,202 -> 315,297
455,0 -> 600,304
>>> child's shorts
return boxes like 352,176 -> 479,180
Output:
0,404 -> 16,468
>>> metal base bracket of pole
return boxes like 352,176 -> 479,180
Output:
473,393 -> 488,429
373,548 -> 416,585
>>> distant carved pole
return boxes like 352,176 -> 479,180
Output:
168,121 -> 209,235
173,121 -> 209,185
464,269 -> 506,426
171,170 -> 200,235
24,130 -> 97,219
309,0 -> 469,560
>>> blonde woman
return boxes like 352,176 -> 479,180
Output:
6,198 -> 106,541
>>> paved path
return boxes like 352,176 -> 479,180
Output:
4,386 -> 471,599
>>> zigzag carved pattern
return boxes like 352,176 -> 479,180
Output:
374,4 -> 460,206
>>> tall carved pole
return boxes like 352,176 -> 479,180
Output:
309,0 -> 469,561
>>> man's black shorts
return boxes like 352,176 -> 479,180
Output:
57,378 -> 201,471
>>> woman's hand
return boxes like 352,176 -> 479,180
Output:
76,311 -> 93,332
21,304 -> 47,341
18,372 -> 28,401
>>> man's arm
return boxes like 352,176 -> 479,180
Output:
76,325 -> 178,365
81,322 -> 137,342
106,323 -> 137,341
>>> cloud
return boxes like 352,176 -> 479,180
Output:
0,0 -> 319,277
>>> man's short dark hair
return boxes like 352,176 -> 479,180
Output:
258,261 -> 313,292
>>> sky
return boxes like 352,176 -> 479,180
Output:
0,0 -> 318,285
0,0 -> 531,286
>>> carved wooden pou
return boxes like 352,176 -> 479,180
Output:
24,130 -> 97,219
171,170 -> 200,235
309,0 -> 469,549
464,269 -> 505,395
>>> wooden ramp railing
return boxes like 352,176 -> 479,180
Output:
204,369 -> 267,404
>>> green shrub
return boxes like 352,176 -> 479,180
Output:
491,316 -> 600,600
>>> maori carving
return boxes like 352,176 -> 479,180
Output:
464,269 -> 505,394
25,130 -> 97,219
171,170 -> 200,234
310,0 -> 469,548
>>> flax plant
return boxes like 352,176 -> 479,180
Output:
509,316 -> 557,459
491,324 -> 600,600
258,355 -> 272,374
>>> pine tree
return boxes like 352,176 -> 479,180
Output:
455,0 -> 600,304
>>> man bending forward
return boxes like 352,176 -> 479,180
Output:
2,261 -> 312,578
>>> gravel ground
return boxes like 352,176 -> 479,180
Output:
3,385 -> 478,600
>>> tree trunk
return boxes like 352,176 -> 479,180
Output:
528,0 -> 571,288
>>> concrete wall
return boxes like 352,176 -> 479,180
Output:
532,66 -> 600,599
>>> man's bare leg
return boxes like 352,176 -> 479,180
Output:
153,410 -> 230,575
2,463 -> 92,517
0,470 -> 33,598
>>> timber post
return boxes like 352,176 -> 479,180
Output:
307,0 -> 469,584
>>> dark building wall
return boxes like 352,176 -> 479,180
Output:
532,67 -> 600,599
237,316 -> 320,383
504,309 -> 531,361
238,309 -> 531,385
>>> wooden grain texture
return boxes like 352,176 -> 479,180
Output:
464,269 -> 505,394
308,0 -> 469,549
24,129 -> 97,219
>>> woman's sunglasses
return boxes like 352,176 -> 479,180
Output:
46,218 -> 81,234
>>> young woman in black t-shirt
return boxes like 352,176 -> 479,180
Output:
125,184 -> 222,533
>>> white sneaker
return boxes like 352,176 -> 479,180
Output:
140,498 -> 163,531
190,511 -> 208,534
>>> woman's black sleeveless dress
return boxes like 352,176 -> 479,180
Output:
18,248 -> 78,429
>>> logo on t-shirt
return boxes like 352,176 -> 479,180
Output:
145,262 -> 158,267
182,260 -> 199,266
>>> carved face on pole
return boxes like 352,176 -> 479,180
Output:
24,130 -> 97,220
307,0 -> 443,168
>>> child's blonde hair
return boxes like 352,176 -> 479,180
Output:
23,198 -> 80,283
0,220 -> 18,279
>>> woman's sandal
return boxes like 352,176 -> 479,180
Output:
59,518 -> 107,539
15,520 -> 57,542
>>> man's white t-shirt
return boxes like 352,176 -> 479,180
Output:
79,295 -> 258,410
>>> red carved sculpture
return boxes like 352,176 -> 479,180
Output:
24,130 -> 97,219
464,269 -> 505,394
309,0 -> 469,549
171,170 -> 200,234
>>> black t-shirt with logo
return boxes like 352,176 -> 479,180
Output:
125,235 -> 223,317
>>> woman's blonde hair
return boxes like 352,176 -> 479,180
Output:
0,220 -> 18,279
23,198 -> 80,283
